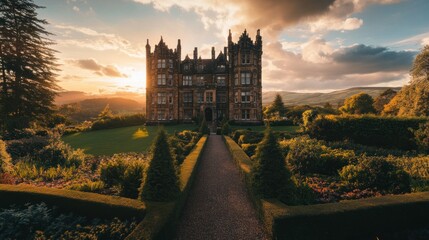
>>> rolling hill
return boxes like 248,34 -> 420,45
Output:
262,87 -> 401,106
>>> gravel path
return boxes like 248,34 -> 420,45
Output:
175,135 -> 267,240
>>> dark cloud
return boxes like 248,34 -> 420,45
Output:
263,41 -> 416,91
68,59 -> 127,78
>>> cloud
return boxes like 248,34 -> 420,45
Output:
393,32 -> 429,47
54,24 -> 145,58
68,59 -> 128,78
133,0 -> 401,37
263,40 -> 416,91
72,6 -> 80,12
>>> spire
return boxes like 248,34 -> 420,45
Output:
256,29 -> 262,48
228,29 -> 232,45
211,47 -> 215,60
193,47 -> 198,61
177,39 -> 181,61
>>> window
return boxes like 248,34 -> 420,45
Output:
157,93 -> 167,104
183,92 -> 193,103
197,76 -> 205,86
234,73 -> 238,85
217,64 -> 225,70
241,109 -> 250,120
197,92 -> 204,103
157,74 -> 166,85
183,76 -> 192,86
218,94 -> 227,103
168,93 -> 173,104
168,74 -> 173,85
184,109 -> 193,120
157,109 -> 165,120
168,59 -> 173,69
157,59 -> 166,68
198,64 -> 204,71
240,72 -> 251,85
241,91 -> 251,103
206,92 -> 213,103
184,64 -> 190,70
216,76 -> 226,86
241,53 -> 250,64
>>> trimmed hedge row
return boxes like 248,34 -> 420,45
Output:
91,114 -> 146,131
0,184 -> 145,219
307,115 -> 427,150
126,135 -> 208,240
268,192 -> 429,240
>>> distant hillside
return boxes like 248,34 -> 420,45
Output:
55,91 -> 146,105
79,98 -> 143,113
262,87 -> 402,106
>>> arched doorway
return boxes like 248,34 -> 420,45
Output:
205,108 -> 213,121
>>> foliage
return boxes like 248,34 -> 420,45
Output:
238,131 -> 264,145
307,114 -> 426,150
383,46 -> 429,117
339,157 -> 411,194
221,122 -> 231,135
264,94 -> 287,119
0,203 -> 136,240
265,119 -> 295,126
14,161 -> 76,181
373,88 -> 397,113
251,127 -> 296,203
139,129 -> 180,201
169,130 -> 200,164
413,122 -> 429,152
339,93 -> 376,114
0,139 -> 12,173
6,136 -> 48,159
98,104 -> 114,121
68,181 -> 105,193
241,143 -> 257,157
0,0 -> 59,133
285,136 -> 353,175
92,113 -> 146,131
199,117 -> 209,135
99,153 -> 147,198
302,109 -> 318,131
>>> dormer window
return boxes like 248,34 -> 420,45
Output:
168,59 -> 173,69
157,59 -> 166,68
217,64 -> 225,70
184,64 -> 190,70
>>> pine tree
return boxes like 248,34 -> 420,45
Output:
98,104 -> 113,121
139,129 -> 180,201
251,126 -> 296,202
0,0 -> 59,133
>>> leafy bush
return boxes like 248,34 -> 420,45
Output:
139,129 -> 180,201
199,117 -> 210,135
339,157 -> 411,194
307,115 -> 426,150
237,131 -> 264,145
413,122 -> 429,152
68,181 -> 106,193
231,129 -> 249,142
251,127 -> 296,204
241,143 -> 257,157
14,161 -> 77,181
169,130 -> 200,164
37,136 -> 86,168
99,153 -> 147,198
221,122 -> 231,135
91,113 -> 146,131
339,92 -> 376,114
0,140 -> 12,173
285,136 -> 353,175
302,109 -> 318,131
0,203 -> 136,240
6,136 -> 48,159
265,119 -> 294,126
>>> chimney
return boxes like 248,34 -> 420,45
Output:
212,47 -> 215,60
193,47 -> 198,61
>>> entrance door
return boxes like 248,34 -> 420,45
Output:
205,108 -> 213,121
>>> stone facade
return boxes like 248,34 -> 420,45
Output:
145,30 -> 262,124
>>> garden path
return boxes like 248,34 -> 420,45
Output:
175,135 -> 267,240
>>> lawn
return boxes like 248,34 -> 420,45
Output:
63,124 -> 196,156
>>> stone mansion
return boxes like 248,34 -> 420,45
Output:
145,29 -> 262,124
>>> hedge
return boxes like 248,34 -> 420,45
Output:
307,115 -> 428,150
0,184 -> 145,219
267,192 -> 429,240
126,135 -> 208,240
91,114 -> 146,131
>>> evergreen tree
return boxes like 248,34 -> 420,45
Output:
199,116 -> 209,134
98,104 -> 113,121
251,126 -> 296,202
139,129 -> 180,201
384,46 -> 429,117
340,93 -> 376,114
0,0 -> 59,133
264,94 -> 286,119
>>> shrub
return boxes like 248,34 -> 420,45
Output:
199,117 -> 210,135
302,109 -> 318,131
241,144 -> 257,157
413,122 -> 429,152
221,122 -> 231,135
37,138 -> 86,168
339,157 -> 411,194
0,140 -> 12,173
339,92 -> 376,114
91,113 -> 146,131
286,136 -> 353,175
265,119 -> 295,126
251,127 -> 296,203
99,153 -> 147,198
68,181 -> 105,193
139,129 -> 180,201
237,131 -> 264,145
6,136 -> 48,159
232,129 -> 249,142
307,115 -> 426,150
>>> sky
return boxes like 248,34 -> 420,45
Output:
35,0 -> 429,94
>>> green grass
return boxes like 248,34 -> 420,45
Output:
231,125 -> 299,132
62,124 -> 196,156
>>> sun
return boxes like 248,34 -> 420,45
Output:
115,66 -> 146,93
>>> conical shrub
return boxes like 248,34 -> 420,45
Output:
139,129 -> 180,201
251,126 -> 296,202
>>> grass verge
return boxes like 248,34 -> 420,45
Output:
0,184 -> 145,219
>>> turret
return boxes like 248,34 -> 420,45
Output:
145,39 -> 151,57
212,47 -> 215,60
177,39 -> 181,61
255,29 -> 262,49
193,47 -> 198,61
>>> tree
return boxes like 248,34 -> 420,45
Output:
339,93 -> 376,114
251,126 -> 296,203
0,0 -> 59,134
0,139 -> 12,173
383,46 -> 429,117
97,104 -> 113,121
373,89 -> 397,114
264,94 -> 286,119
139,129 -> 180,201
